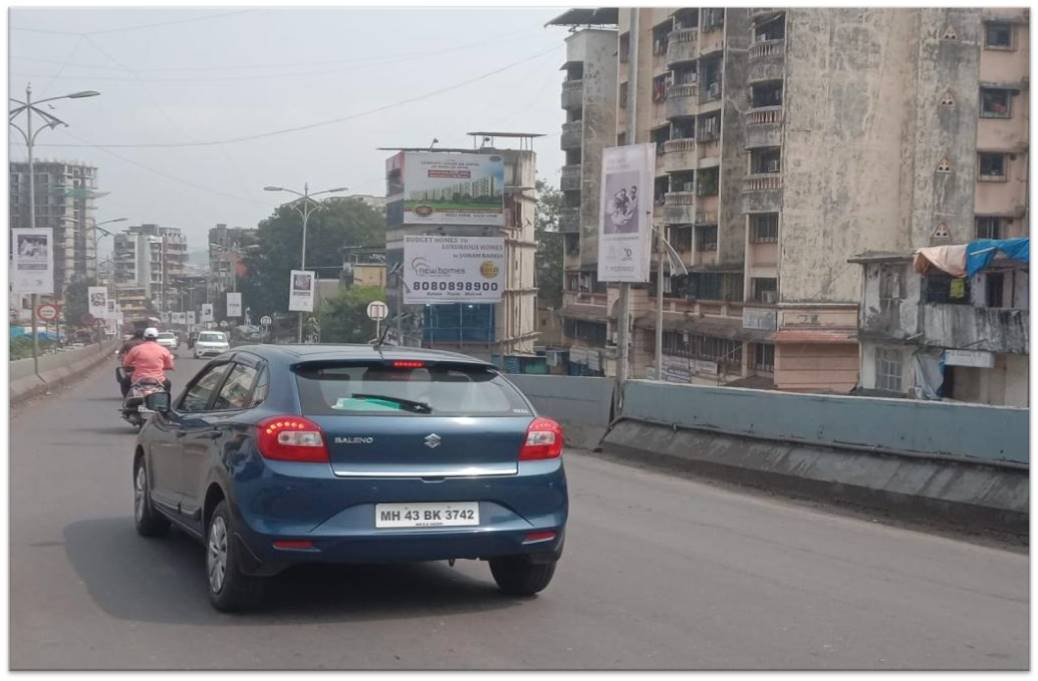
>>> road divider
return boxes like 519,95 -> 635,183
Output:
10,342 -> 120,404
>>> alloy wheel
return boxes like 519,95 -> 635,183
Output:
134,465 -> 146,523
207,516 -> 229,594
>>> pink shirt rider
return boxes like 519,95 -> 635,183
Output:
122,341 -> 174,384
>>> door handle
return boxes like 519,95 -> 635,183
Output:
203,430 -> 222,440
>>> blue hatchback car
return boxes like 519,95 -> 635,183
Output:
133,344 -> 567,611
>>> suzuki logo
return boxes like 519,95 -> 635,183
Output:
424,433 -> 441,449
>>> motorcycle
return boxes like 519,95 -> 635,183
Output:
116,366 -> 131,398
121,378 -> 169,431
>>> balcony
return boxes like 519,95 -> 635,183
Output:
745,106 -> 784,148
560,120 -> 583,151
661,138 -> 697,172
748,39 -> 785,82
741,174 -> 783,212
922,305 -> 1028,354
559,206 -> 580,234
561,79 -> 583,110
694,209 -> 718,225
666,28 -> 698,65
662,191 -> 696,223
561,164 -> 582,192
699,81 -> 722,105
665,84 -> 698,120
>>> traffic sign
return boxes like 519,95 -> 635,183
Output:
260,315 -> 272,327
367,301 -> 389,321
36,304 -> 59,322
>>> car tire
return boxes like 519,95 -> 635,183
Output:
206,500 -> 265,612
133,456 -> 170,537
489,555 -> 557,597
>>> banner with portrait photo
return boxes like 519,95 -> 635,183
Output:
87,286 -> 109,319
201,303 -> 214,322
597,143 -> 655,283
226,292 -> 242,318
288,270 -> 316,312
11,228 -> 54,294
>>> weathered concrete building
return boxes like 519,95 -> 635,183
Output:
548,7 -> 1030,393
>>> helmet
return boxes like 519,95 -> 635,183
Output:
143,327 -> 159,339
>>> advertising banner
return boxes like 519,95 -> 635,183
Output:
11,228 -> 54,294
106,299 -> 116,320
201,303 -> 214,322
288,270 -> 316,312
402,151 -> 505,226
403,235 -> 505,304
187,311 -> 196,326
597,143 -> 656,283
87,286 -> 109,319
226,292 -> 242,318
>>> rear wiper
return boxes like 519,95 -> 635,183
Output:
350,393 -> 432,414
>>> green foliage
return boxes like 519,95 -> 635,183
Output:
534,180 -> 564,309
239,197 -> 384,319
63,277 -> 96,327
9,335 -> 55,360
318,286 -> 386,344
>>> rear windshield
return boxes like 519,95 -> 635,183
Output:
294,362 -> 532,417
199,332 -> 226,342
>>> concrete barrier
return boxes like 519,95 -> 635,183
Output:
504,374 -> 614,450
10,342 -> 119,404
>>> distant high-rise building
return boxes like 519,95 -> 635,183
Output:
113,223 -> 187,314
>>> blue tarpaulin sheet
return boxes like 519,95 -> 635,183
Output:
966,238 -> 1029,277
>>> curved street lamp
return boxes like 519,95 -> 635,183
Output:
263,183 -> 349,342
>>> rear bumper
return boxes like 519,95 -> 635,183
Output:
194,348 -> 226,357
228,458 -> 568,576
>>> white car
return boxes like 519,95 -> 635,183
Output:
155,332 -> 179,354
193,331 -> 230,359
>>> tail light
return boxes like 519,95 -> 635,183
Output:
519,417 -> 564,461
391,360 -> 425,368
257,415 -> 328,463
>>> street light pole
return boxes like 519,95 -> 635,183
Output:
263,183 -> 348,343
9,84 -> 100,376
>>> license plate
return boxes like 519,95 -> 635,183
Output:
375,502 -> 479,529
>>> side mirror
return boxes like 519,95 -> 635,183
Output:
144,392 -> 171,413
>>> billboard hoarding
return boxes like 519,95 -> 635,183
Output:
201,303 -> 214,322
87,286 -> 108,319
288,270 -> 316,312
597,143 -> 655,283
226,292 -> 242,318
12,228 -> 54,294
403,235 -> 505,305
401,152 -> 505,226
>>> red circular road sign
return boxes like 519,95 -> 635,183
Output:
36,304 -> 59,322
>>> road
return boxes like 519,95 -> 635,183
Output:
10,354 -> 1029,670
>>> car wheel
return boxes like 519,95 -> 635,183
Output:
206,500 -> 265,612
134,456 -> 170,537
489,555 -> 557,597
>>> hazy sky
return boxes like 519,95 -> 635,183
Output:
9,6 -> 572,256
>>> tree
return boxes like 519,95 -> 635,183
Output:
63,276 -> 95,328
318,286 -> 386,343
534,180 -> 564,309
239,197 -> 384,319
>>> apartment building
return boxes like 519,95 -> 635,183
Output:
113,223 -> 188,314
549,9 -> 619,376
9,160 -> 102,296
208,224 -> 257,297
383,135 -> 539,359
552,7 -> 1029,393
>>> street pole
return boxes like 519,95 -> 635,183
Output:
655,228 -> 665,379
614,8 -> 638,411
299,182 -> 310,343
25,85 -> 39,374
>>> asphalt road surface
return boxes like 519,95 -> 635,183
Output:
10,354 -> 1029,670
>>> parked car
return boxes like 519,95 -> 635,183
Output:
193,331 -> 230,359
156,331 -> 179,353
131,344 -> 567,611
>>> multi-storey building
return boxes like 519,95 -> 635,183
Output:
113,223 -> 188,314
551,7 -> 1030,393
208,224 -> 257,298
9,160 -> 101,296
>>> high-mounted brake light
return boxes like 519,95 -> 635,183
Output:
391,360 -> 425,368
256,415 -> 328,463
519,417 -> 564,461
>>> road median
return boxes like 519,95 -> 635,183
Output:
10,342 -> 120,405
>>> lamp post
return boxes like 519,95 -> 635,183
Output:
263,183 -> 348,342
9,84 -> 100,377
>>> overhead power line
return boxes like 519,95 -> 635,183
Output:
10,9 -> 257,37
31,45 -> 562,149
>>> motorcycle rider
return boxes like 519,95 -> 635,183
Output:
116,330 -> 146,397
122,327 -> 174,393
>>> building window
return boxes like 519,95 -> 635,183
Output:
689,272 -> 742,301
750,147 -> 781,174
749,213 -> 778,242
652,74 -> 670,104
750,277 -> 777,303
924,271 -> 971,305
619,33 -> 630,63
619,82 -> 628,109
984,22 -> 1013,49
753,343 -> 775,372
750,81 -> 783,108
985,271 -> 1005,308
702,8 -> 724,31
564,319 -> 607,346
669,225 -> 692,252
695,225 -> 718,251
698,112 -> 720,141
652,22 -> 670,56
875,348 -> 902,393
976,216 -> 1005,239
672,117 -> 694,139
978,152 -> 1006,180
697,167 -> 719,196
980,88 -> 1012,118
617,131 -> 627,146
